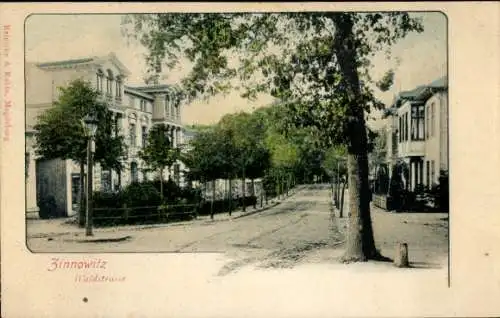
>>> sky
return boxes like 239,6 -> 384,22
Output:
25,12 -> 447,127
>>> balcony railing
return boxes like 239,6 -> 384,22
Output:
398,140 -> 425,157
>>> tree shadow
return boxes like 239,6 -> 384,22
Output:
371,253 -> 393,263
408,261 -> 443,269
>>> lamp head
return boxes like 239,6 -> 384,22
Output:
83,113 -> 99,137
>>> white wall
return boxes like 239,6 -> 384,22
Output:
25,134 -> 39,214
424,91 -> 448,186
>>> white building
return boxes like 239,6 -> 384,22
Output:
383,76 -> 448,191
25,53 -> 188,218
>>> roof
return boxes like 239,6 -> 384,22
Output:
124,86 -> 155,100
388,75 -> 448,111
428,76 -> 447,88
35,52 -> 131,76
37,57 -> 94,68
132,84 -> 176,94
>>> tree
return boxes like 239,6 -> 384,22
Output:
369,128 -> 389,195
183,127 -> 228,218
138,123 -> 178,201
218,111 -> 270,211
34,79 -> 127,226
322,145 -> 348,215
265,125 -> 300,199
124,12 -> 423,262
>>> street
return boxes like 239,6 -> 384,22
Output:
27,184 -> 449,274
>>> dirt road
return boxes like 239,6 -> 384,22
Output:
27,184 -> 448,275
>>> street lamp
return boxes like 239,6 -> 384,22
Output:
83,113 -> 98,236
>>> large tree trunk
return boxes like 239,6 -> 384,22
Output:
79,161 -> 85,227
340,179 -> 347,218
332,13 -> 378,262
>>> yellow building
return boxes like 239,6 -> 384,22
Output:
25,53 -> 187,218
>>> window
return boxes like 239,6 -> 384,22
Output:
106,78 -> 112,95
165,96 -> 170,118
96,70 -> 104,93
101,170 -> 112,193
131,162 -> 138,183
115,78 -> 122,99
426,161 -> 430,188
170,99 -> 176,118
142,126 -> 148,147
106,70 -> 114,96
115,114 -> 122,135
426,105 -> 430,138
399,117 -> 402,142
411,105 -> 425,140
25,152 -> 29,179
140,100 -> 147,112
431,160 -> 435,185
129,123 -> 136,147
405,112 -> 409,141
419,160 -> 424,187
430,102 -> 435,137
71,173 -> 82,206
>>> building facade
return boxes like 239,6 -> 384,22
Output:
25,53 -> 188,218
383,76 -> 448,192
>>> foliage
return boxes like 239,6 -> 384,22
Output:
182,126 -> 229,181
322,145 -> 348,179
122,182 -> 162,207
93,191 -> 125,209
122,12 -> 422,146
34,79 -> 127,170
376,69 -> 395,92
429,170 -> 449,212
139,123 -> 179,176
388,161 -> 407,210
37,195 -> 59,219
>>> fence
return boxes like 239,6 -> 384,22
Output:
92,203 -> 199,226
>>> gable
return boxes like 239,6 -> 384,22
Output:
95,53 -> 131,78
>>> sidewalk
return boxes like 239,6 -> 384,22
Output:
26,191 -> 298,240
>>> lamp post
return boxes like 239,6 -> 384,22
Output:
83,113 -> 99,236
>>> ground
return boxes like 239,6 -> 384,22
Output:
27,184 -> 449,275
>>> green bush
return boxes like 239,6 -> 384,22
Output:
38,195 -> 58,219
91,182 -> 203,226
93,191 -> 124,209
428,170 -> 449,212
122,182 -> 162,207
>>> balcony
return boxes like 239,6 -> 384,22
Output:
398,140 -> 425,158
